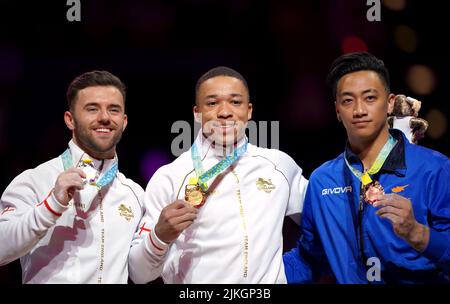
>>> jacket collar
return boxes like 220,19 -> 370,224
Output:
68,140 -> 118,172
344,129 -> 407,175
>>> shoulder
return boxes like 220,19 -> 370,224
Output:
2,157 -> 61,200
406,143 -> 449,168
250,145 -> 298,168
309,153 -> 344,182
405,144 -> 450,185
10,157 -> 61,186
146,150 -> 193,185
249,145 -> 306,182
116,172 -> 144,195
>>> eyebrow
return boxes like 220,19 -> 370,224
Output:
340,88 -> 378,97
83,102 -> 122,109
362,88 -> 378,94
205,93 -> 243,99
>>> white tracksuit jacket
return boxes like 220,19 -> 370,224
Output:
0,140 -> 144,283
129,134 -> 308,284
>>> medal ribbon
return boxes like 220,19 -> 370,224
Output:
344,134 -> 397,186
191,140 -> 248,191
61,148 -> 118,188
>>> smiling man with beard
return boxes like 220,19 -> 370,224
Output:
0,71 -> 145,283
128,66 -> 308,284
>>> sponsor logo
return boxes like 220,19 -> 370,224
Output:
321,186 -> 352,196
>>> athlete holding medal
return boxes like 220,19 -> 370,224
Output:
129,66 -> 308,284
284,52 -> 450,284
0,71 -> 144,283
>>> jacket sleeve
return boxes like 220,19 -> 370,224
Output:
422,159 -> 450,271
0,170 -> 67,265
283,180 -> 330,283
276,151 -> 308,218
128,167 -> 173,284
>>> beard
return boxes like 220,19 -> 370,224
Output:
73,119 -> 124,157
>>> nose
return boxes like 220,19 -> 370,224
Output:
217,102 -> 233,119
353,99 -> 368,118
98,109 -> 111,124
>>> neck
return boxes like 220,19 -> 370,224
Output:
348,129 -> 389,170
72,138 -> 115,160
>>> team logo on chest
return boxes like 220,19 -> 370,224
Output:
256,178 -> 276,193
391,184 -> 409,193
118,204 -> 134,221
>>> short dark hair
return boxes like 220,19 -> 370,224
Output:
195,66 -> 249,103
67,70 -> 126,110
326,52 -> 390,98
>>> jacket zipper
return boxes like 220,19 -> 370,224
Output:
358,182 -> 369,281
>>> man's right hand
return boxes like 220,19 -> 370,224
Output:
155,200 -> 198,243
53,168 -> 86,206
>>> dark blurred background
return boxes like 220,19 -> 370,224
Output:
1,0 -> 448,283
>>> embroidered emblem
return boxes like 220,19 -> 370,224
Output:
256,178 -> 276,193
391,184 -> 409,193
118,204 -> 134,221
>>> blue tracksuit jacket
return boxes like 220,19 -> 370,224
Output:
284,129 -> 450,283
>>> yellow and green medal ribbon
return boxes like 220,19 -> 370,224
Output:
344,135 -> 397,185
191,140 -> 248,191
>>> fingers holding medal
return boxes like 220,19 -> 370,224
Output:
155,200 -> 198,243
372,193 -> 420,241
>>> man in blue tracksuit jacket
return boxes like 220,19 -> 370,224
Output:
284,52 -> 450,283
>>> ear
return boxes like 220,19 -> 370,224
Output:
193,105 -> 202,123
122,114 -> 128,131
334,101 -> 341,122
387,93 -> 395,115
247,102 -> 253,121
64,111 -> 75,130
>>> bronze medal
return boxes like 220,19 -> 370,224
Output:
185,184 -> 206,208
364,180 -> 385,205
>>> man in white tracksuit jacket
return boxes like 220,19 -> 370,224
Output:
0,71 -> 144,283
128,67 -> 308,283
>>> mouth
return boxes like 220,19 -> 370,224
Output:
93,127 -> 114,135
352,120 -> 371,127
213,122 -> 236,132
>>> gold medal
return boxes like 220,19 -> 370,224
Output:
185,177 -> 206,208
185,185 -> 205,208
364,180 -> 384,205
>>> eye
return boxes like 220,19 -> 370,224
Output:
366,95 -> 376,102
341,98 -> 352,105
231,100 -> 242,105
86,106 -> 97,112
110,108 -> 121,113
206,101 -> 216,106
